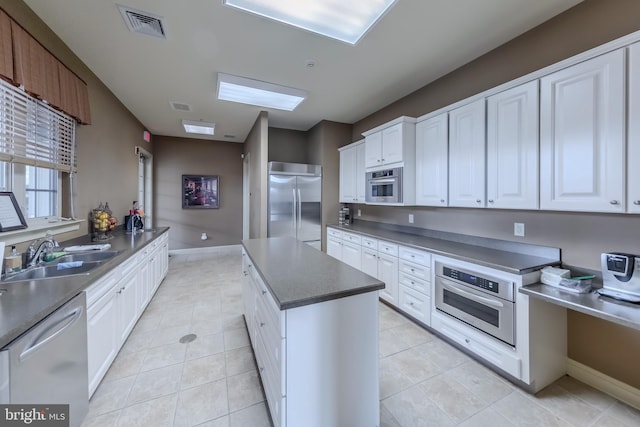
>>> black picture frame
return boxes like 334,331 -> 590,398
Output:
0,191 -> 28,231
182,175 -> 219,209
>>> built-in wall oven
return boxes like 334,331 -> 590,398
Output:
434,261 -> 516,346
366,167 -> 402,204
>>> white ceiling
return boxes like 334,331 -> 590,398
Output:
24,0 -> 583,142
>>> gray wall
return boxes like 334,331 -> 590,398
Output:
245,111 -> 269,239
350,0 -> 640,389
268,127 -> 308,164
153,136 -> 243,249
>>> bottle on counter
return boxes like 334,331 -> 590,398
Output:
4,245 -> 22,274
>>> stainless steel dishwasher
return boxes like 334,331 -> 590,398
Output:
0,292 -> 88,427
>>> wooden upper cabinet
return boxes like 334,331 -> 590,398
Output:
0,10 -> 13,81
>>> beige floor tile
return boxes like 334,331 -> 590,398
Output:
228,402 -> 271,427
380,404 -> 402,427
150,324 -> 193,348
195,416 -> 230,427
379,306 -> 411,331
87,376 -> 135,417
190,317 -> 223,337
81,410 -> 120,427
458,407 -> 514,427
390,321 -> 435,347
140,342 -> 187,372
491,391 -> 572,427
384,348 -> 444,385
379,355 -> 416,399
414,338 -> 471,370
133,313 -> 162,333
603,401 -> 640,426
379,328 -> 412,357
446,360 -> 514,404
181,353 -> 227,390
119,328 -> 155,355
174,379 -> 229,427
102,349 -> 147,383
554,375 -> 617,411
591,413 -> 633,427
223,313 -> 246,331
419,374 -> 490,423
532,383 -> 603,426
223,327 -> 250,351
127,364 -> 182,405
159,308 -> 193,328
383,383 -> 456,427
226,371 -> 265,412
224,346 -> 256,376
117,393 -> 178,427
185,332 -> 224,360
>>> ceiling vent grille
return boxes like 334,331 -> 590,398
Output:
170,102 -> 192,112
118,5 -> 167,39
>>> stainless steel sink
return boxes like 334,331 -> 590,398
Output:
3,261 -> 103,282
54,250 -> 119,263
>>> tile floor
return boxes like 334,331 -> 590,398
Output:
81,247 -> 640,427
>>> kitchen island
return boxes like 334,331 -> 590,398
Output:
241,237 -> 384,427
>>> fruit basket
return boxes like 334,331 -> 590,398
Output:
91,202 -> 117,241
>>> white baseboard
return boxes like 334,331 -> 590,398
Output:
169,244 -> 241,256
567,358 -> 640,410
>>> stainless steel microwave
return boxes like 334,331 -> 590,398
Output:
366,167 -> 403,204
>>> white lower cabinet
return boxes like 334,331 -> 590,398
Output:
377,252 -> 398,305
86,231 -> 170,397
397,245 -> 431,326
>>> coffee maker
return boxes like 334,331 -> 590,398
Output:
598,253 -> 640,303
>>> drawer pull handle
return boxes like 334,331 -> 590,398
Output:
476,199 -> 482,203
440,199 -> 445,203
260,322 -> 265,327
610,200 -> 619,205
409,302 -> 414,306
411,268 -> 415,272
262,290 -> 267,295
634,200 -> 640,205
465,338 -> 470,344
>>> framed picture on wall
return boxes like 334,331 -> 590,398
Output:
182,175 -> 219,209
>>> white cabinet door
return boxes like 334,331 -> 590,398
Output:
540,49 -> 625,212
416,113 -> 448,206
326,236 -> 342,260
361,248 -> 378,278
117,268 -> 138,346
377,252 -> 398,305
364,131 -> 383,168
628,42 -> 640,213
356,142 -> 366,202
87,285 -> 118,397
339,146 -> 357,203
341,241 -> 361,270
449,99 -> 486,207
487,80 -> 539,210
381,123 -> 404,165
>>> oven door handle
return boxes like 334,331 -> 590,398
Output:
368,178 -> 396,184
442,279 -> 505,308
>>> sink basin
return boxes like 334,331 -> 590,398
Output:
3,261 -> 103,282
54,250 -> 119,263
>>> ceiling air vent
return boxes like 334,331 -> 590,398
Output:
118,5 -> 167,39
170,102 -> 192,112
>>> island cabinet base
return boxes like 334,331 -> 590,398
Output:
241,244 -> 381,427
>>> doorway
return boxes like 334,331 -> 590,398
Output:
242,152 -> 250,240
137,146 -> 153,229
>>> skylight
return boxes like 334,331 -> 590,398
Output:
217,73 -> 307,111
182,120 -> 215,135
223,0 -> 397,45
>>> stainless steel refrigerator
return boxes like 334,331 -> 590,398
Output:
268,162 -> 322,249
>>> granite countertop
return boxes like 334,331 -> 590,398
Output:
0,227 -> 169,348
520,283 -> 640,331
328,222 -> 559,274
241,237 -> 384,310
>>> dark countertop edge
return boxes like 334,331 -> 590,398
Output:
520,284 -> 640,331
0,227 -> 170,348
241,240 -> 384,311
328,224 -> 559,275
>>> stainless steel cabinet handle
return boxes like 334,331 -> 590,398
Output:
610,200 -> 619,205
488,199 -> 494,203
635,200 -> 640,205
262,290 -> 267,295
465,338 -> 470,344
440,199 -> 445,203
260,322 -> 265,327
476,199 -> 481,203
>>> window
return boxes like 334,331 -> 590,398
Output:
0,76 -> 76,221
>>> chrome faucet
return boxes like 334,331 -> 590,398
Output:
27,234 -> 60,267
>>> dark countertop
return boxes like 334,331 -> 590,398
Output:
241,237 -> 384,310
520,283 -> 640,331
328,222 -> 559,274
0,227 -> 169,348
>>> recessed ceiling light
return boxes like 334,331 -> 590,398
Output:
182,120 -> 215,135
217,73 -> 306,111
223,0 -> 397,44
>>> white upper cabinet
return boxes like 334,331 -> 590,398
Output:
628,42 -> 640,213
356,142 -> 366,202
339,140 -> 366,203
486,80 -> 539,210
540,49 -> 626,212
363,117 -> 416,170
415,113 -> 448,206
448,99 -> 486,208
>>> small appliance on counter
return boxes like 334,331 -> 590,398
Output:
338,207 -> 351,226
598,252 -> 640,303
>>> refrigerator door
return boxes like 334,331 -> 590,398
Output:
268,174 -> 297,238
296,175 -> 322,244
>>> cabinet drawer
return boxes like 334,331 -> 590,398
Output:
342,231 -> 362,245
399,285 -> 431,326
119,253 -> 139,277
85,269 -> 120,307
399,246 -> 431,266
362,236 -> 378,249
378,240 -> 398,256
327,227 -> 343,238
398,259 -> 431,282
399,271 -> 430,295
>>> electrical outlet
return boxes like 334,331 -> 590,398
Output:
514,222 -> 525,237
408,214 -> 414,224
357,209 -> 361,217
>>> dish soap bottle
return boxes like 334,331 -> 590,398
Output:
4,245 -> 22,274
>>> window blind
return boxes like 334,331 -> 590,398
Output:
0,77 -> 76,172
